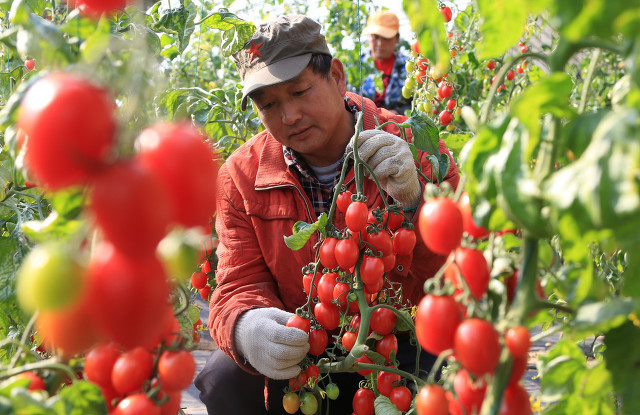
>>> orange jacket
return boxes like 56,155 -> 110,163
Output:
209,93 -> 459,373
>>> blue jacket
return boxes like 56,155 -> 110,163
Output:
360,52 -> 412,114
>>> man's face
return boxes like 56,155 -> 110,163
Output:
249,59 -> 352,167
368,34 -> 398,61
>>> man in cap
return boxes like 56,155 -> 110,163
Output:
360,9 -> 412,115
194,14 -> 459,414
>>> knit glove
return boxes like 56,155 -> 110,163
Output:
234,307 -> 310,380
352,129 -> 421,208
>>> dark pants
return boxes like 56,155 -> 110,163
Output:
194,334 -> 438,414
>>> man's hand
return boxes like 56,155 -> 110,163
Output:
353,129 -> 421,208
234,307 -> 310,379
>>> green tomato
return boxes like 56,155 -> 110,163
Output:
405,60 -> 415,73
17,243 -> 85,313
402,86 -> 413,99
157,229 -> 202,282
325,383 -> 340,400
405,76 -> 416,90
300,392 -> 318,415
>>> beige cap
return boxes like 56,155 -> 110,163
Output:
232,15 -> 332,110
362,10 -> 400,39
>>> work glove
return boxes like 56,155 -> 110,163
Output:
234,307 -> 310,380
351,129 -> 421,208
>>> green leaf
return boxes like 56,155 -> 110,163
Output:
52,381 -> 107,415
374,394 -> 402,415
403,0 -> 450,75
199,8 -> 256,57
538,339 -> 586,402
284,213 -> 328,251
441,132 -> 472,159
475,0 -> 527,60
570,298 -> 637,336
150,1 -> 197,54
407,110 -> 440,156
22,211 -> 83,243
604,321 -> 640,415
80,16 -> 111,64
561,110 -> 610,160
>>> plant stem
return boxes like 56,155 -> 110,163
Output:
578,48 -> 602,114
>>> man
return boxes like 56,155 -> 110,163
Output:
360,10 -> 412,115
195,15 -> 459,414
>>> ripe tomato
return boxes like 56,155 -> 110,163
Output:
282,392 -> 300,414
86,243 -> 170,349
317,272 -> 339,304
446,99 -> 457,110
341,330 -> 357,351
346,201 -> 369,233
89,161 -> 171,258
445,247 -> 490,299
359,255 -> 384,293
508,355 -> 528,386
352,388 -> 375,415
439,5 -> 452,22
337,190 -> 353,213
355,354 -> 374,376
335,238 -> 360,270
505,326 -> 531,358
308,328 -> 328,355
383,210 -> 405,230
136,122 -> 220,228
381,253 -> 397,272
302,273 -> 319,298
288,372 -> 308,391
439,110 -> 454,125
111,393 -> 160,415
300,392 -> 318,415
390,385 -> 413,412
159,389 -> 181,415
84,342 -> 121,389
415,294 -> 461,355
15,371 -> 46,391
499,384 -> 532,415
392,228 -> 416,256
458,192 -> 490,239
319,237 -> 339,269
190,270 -> 208,290
24,59 -> 36,71
111,347 -> 154,395
370,307 -> 397,336
487,60 -> 496,70
366,229 -> 393,257
418,197 -> 463,256
333,281 -> 351,311
314,302 -> 340,330
520,45 -> 528,53
454,319 -> 501,376
507,70 -> 516,81
517,65 -> 524,74
453,369 -> 486,414
17,72 -> 115,190
200,285 -> 212,301
305,364 -> 321,385
158,350 -> 196,392
377,370 -> 401,397
375,334 -> 398,362
286,314 -> 311,334
415,384 -> 448,415
411,39 -> 421,54
438,82 -> 453,99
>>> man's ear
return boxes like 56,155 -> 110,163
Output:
330,58 -> 347,95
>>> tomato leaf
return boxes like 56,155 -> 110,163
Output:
373,394 -> 402,415
199,8 -> 256,57
604,322 -> 640,415
149,1 -> 196,54
79,17 -> 113,64
570,298 -> 637,336
408,108 -> 440,156
51,381 -> 108,415
284,213 -> 328,251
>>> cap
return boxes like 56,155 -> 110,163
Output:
362,10 -> 399,39
232,15 -> 331,110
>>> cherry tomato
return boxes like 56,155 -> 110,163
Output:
333,281 -> 351,311
326,382 -> 340,400
458,192 -> 490,239
346,201 -> 369,233
499,384 -> 532,415
288,372 -> 308,391
190,270 -> 208,290
507,70 -> 516,81
158,350 -> 196,391
342,330 -> 357,351
383,210 -> 405,230
370,307 -> 397,336
381,253 -> 397,272
390,385 -> 413,412
159,389 -> 181,415
375,334 -> 398,362
36,295 -> 97,356
300,392 -> 318,415
286,314 -> 311,334
418,197 -> 463,256
505,326 -> 531,358
487,60 -> 495,70
359,255 -> 384,292
445,247 -> 490,299
392,228 -> 416,256
335,238 -> 360,270
355,354 -> 374,376
415,294 -> 461,355
337,190 -> 353,213
453,369 -> 486,414
438,82 -> 453,99
282,392 -> 300,414
377,370 -> 401,397
439,110 -> 454,125
111,347 -> 154,395
508,355 -> 528,386
319,237 -> 339,269
200,285 -> 212,301
411,39 -> 421,54
517,65 -> 524,74
111,393 -> 160,415
302,273 -> 319,299
84,342 -> 121,388
24,59 -> 36,71
317,272 -> 339,304
352,388 -> 375,415
366,229 -> 393,257
415,384 -> 448,415
454,319 -> 501,376
314,302 -> 340,330
15,371 -> 46,391
308,328 -> 328,355
439,5 -> 452,22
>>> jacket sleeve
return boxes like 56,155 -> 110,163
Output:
208,163 -> 285,374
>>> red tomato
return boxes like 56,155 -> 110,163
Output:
346,201 -> 369,233
136,122 -> 220,228
359,256 -> 384,293
411,39 -> 421,54
302,273 -> 319,299
200,259 -> 212,274
308,328 -> 328,355
454,319 -> 501,375
446,99 -> 457,110
486,60 -> 495,70
505,326 -> 531,358
392,228 -> 416,256
415,294 -> 461,355
200,285 -> 212,301
317,272 -> 339,304
319,237 -> 339,269
341,330 -> 357,351
66,0 -> 130,18
190,270 -> 208,290
158,350 -> 196,391
337,190 -> 353,213
507,70 -> 516,81
160,389 -> 181,415
416,58 -> 429,70
383,210 -> 405,230
314,302 -> 340,330
111,347 -> 154,395
370,307 -> 397,336
335,238 -> 360,270
375,334 -> 398,362
517,65 -> 524,74
17,72 -> 115,190
305,364 -> 321,385
499,384 -> 532,415
381,253 -> 397,272
438,82 -> 453,99
333,281 -> 351,311
390,385 -> 413,412
111,393 -> 160,415
86,243 -> 170,349
418,197 -> 463,256
453,369 -> 486,414
24,59 -> 36,71
288,372 -> 308,391
366,229 -> 393,257
15,372 -> 46,391
445,247 -> 490,299
377,370 -> 401,397
458,192 -> 490,239
415,384 -> 448,415
286,314 -> 311,334
439,110 -> 454,125
439,5 -> 452,22
355,354 -> 374,376
352,388 -> 375,415
508,356 -> 528,386
520,45 -> 528,53
84,342 -> 121,388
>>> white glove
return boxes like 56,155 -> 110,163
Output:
234,307 -> 310,380
353,129 -> 421,208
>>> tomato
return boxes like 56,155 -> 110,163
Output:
499,384 -> 532,415
415,384 -> 448,415
337,190 -> 353,213
16,243 -> 85,313
440,5 -> 452,22
190,270 -> 208,290
457,192 -> 490,239
366,229 -> 393,257
507,70 -> 516,81
136,122 -> 220,228
377,370 -> 401,397
505,326 -> 531,358
24,59 -> 36,71
370,307 -> 397,336
359,255 -> 384,292
486,60 -> 495,70
17,72 -> 116,190
411,39 -> 421,54
520,45 -> 528,53
333,281 -> 351,311
445,247 -> 490,299
418,197 -> 463,256
89,161 -> 171,258
84,342 -> 121,388
314,302 -> 340,330
384,210 -> 405,230
454,319 -> 501,376
346,201 -> 369,233
111,393 -> 160,415
446,99 -> 457,110
319,237 -> 339,269
289,372 -> 308,391
438,82 -> 453,99
453,369 -> 486,414
416,58 -> 429,70
381,253 -> 397,272
415,294 -> 461,355
303,272 -> 319,299
504,269 -> 545,304
305,364 -> 321,386
159,389 -> 181,415
392,228 -> 416,256
300,392 -> 318,415
317,272 -> 339,304
355,354 -> 374,376
308,328 -> 328,355
439,110 -> 453,125
282,392 -> 300,414
342,330 -> 357,351
158,350 -> 196,392
335,238 -> 360,270
86,243 -> 170,349
15,371 -> 46,391
390,385 -> 413,412
326,382 -> 340,400
111,347 -> 154,395
352,388 -> 375,415
517,65 -> 524,74
508,355 -> 528,386
286,314 -> 311,334
375,334 -> 398,362
200,285 -> 212,301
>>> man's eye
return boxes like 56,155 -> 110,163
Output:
294,87 -> 310,96
259,102 -> 274,111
